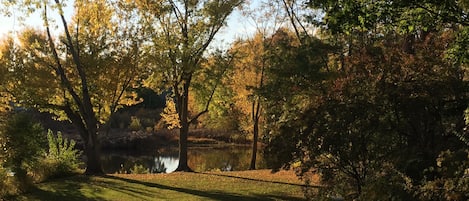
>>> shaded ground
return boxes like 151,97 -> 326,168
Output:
12,170 -> 318,201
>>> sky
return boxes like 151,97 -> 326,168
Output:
0,1 -> 262,48
0,2 -> 74,38
0,11 -> 25,37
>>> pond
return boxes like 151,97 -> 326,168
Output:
100,145 -> 267,174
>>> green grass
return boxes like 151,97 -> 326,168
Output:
12,170 -> 311,201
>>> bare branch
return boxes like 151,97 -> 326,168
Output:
281,0 -> 309,43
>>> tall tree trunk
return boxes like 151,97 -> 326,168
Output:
64,105 -> 104,175
176,118 -> 191,171
73,118 -> 103,175
84,141 -> 103,175
175,78 -> 193,172
84,125 -> 103,175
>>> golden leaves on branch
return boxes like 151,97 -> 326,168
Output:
160,98 -> 181,129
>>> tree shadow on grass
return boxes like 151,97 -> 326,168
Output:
19,187 -> 101,201
252,193 -> 307,201
103,175 -> 274,201
11,173 -> 310,201
199,172 -> 321,188
196,172 -> 317,201
90,177 -> 162,200
12,176 -> 104,201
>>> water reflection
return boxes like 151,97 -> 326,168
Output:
101,146 -> 265,174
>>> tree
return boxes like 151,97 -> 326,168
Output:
0,37 -> 14,114
229,33 -> 267,170
225,0 -> 295,170
1,0 -> 142,175
251,0 -> 469,199
136,0 -> 243,171
189,50 -> 236,131
305,0 -> 469,164
263,27 -> 469,200
305,0 -> 469,147
261,28 -> 332,171
306,0 -> 469,73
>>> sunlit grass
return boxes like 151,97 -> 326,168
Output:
12,170 -> 313,201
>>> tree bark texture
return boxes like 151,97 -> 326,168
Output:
175,77 -> 193,172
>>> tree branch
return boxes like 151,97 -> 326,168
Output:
413,2 -> 469,26
53,0 -> 94,117
193,0 -> 243,63
168,0 -> 186,36
44,3 -> 84,115
62,103 -> 89,143
189,54 -> 234,125
281,0 -> 309,43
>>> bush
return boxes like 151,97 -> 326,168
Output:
129,116 -> 142,131
0,114 -> 83,196
130,164 -> 149,174
0,112 -> 46,192
0,166 -> 16,198
41,130 -> 83,179
415,149 -> 469,201
0,167 -> 6,195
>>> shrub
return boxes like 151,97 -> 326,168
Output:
0,112 -> 46,192
0,167 -> 6,195
130,164 -> 149,174
145,126 -> 154,133
41,130 -> 83,179
0,166 -> 15,197
109,111 -> 131,129
129,116 -> 142,131
415,149 -> 469,201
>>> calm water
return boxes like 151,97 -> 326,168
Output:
101,146 -> 266,173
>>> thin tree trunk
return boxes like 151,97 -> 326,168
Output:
249,100 -> 261,170
250,54 -> 265,170
249,119 -> 259,170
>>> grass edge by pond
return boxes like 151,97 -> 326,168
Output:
12,169 -> 318,201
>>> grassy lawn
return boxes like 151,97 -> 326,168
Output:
12,170 -> 314,201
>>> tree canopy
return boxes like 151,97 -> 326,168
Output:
0,0 -> 143,175
261,1 -> 469,200
135,0 -> 243,171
